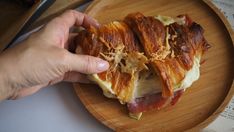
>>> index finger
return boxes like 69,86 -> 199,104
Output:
58,10 -> 100,29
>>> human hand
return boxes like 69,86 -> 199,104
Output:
0,10 -> 109,100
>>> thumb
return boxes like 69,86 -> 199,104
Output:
65,53 -> 109,74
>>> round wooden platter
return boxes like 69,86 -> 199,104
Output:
73,0 -> 234,131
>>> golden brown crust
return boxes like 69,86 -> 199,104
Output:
75,12 -> 210,100
124,12 -> 210,97
124,13 -> 165,55
75,21 -> 143,102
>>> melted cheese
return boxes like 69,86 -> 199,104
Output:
121,52 -> 148,74
155,15 -> 175,25
88,74 -> 115,98
133,71 -> 161,99
129,112 -> 142,120
155,15 -> 185,26
180,56 -> 200,89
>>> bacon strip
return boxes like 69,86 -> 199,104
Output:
127,90 -> 184,114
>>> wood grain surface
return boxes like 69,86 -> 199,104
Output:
74,0 -> 234,131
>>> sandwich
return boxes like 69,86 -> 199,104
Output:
75,12 -> 211,120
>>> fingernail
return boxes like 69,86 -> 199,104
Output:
97,60 -> 109,71
95,23 -> 100,28
94,19 -> 100,27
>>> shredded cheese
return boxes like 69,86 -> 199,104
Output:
150,27 -> 171,61
149,15 -> 186,61
100,42 -> 148,76
99,37 -> 111,50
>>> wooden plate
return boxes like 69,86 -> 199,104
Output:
74,0 -> 234,131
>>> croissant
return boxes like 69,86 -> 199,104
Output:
75,12 -> 210,119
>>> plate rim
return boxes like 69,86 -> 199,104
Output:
189,0 -> 234,131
